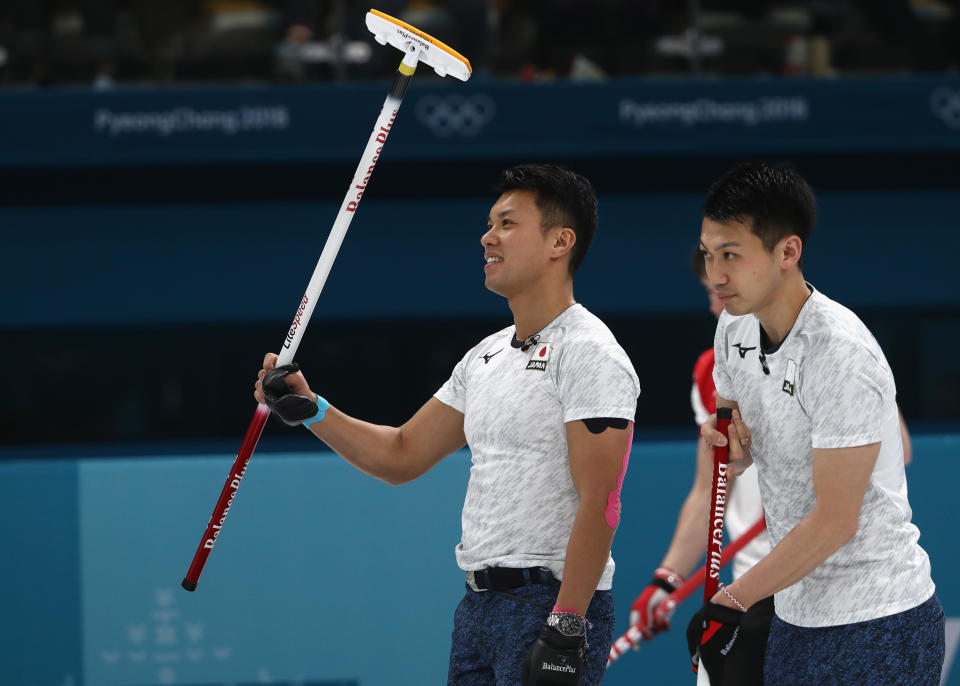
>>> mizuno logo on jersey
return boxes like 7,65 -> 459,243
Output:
480,349 -> 502,364
732,343 -> 756,359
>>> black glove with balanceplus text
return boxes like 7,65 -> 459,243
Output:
686,600 -> 744,685
522,623 -> 585,686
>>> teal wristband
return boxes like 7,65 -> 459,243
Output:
302,393 -> 329,429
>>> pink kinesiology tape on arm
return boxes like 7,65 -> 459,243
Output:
605,426 -> 634,528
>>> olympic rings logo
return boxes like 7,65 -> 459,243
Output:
930,88 -> 960,129
415,94 -> 496,137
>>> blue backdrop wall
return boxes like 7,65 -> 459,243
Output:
2,190 -> 959,328
1,75 -> 958,167
2,74 -> 960,328
2,435 -> 957,686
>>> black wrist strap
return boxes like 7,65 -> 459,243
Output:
651,577 -> 678,593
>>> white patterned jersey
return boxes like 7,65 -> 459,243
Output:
435,304 -> 640,590
725,466 -> 767,581
713,286 -> 934,627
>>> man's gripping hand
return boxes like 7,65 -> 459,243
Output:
630,567 -> 683,639
521,624 -> 585,686
686,600 -> 744,683
255,353 -> 318,426
699,407 -> 753,476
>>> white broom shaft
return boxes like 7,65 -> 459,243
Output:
276,91 -> 405,367
697,660 -> 712,684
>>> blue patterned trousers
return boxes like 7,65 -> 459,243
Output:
448,577 -> 615,685
764,593 -> 944,685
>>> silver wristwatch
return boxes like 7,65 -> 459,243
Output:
547,611 -> 586,637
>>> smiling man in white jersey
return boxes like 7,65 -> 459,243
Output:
254,164 -> 640,685
686,162 -> 943,685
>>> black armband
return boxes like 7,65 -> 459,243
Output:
582,417 -> 629,434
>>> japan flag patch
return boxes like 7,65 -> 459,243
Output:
526,342 -> 550,371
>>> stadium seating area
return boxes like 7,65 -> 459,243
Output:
0,0 -> 957,86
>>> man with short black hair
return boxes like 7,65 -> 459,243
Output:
689,162 -> 943,685
628,247 -> 774,686
631,243 -> 915,684
255,163 -> 640,685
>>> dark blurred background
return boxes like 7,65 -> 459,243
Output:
1,0 -> 959,451
0,0 -> 958,85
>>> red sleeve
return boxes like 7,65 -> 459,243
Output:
692,348 -> 716,416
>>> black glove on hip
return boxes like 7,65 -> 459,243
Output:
261,363 -> 319,426
522,624 -> 585,686
686,600 -> 744,685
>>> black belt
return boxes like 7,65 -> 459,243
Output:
466,566 -> 556,592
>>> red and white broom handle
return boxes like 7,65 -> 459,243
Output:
607,515 -> 766,666
696,406 -> 733,684
704,407 -> 733,603
181,52 -> 421,592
